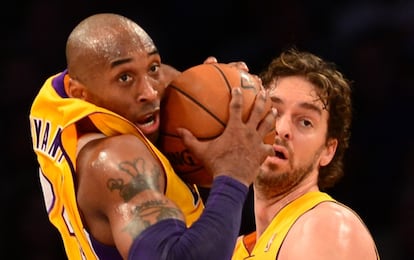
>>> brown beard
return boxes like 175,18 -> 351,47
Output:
255,146 -> 323,199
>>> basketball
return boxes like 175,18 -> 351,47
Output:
158,63 -> 274,187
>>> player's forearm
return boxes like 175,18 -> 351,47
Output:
128,176 -> 248,260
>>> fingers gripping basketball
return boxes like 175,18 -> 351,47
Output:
158,63 -> 273,187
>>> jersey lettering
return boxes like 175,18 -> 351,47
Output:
31,117 -> 65,163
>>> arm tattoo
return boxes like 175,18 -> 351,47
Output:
106,157 -> 161,201
123,199 -> 182,238
106,157 -> 182,239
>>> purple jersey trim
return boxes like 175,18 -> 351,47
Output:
90,236 -> 123,260
128,176 -> 248,260
51,69 -> 69,98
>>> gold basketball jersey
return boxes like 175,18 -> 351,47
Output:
232,192 -> 334,260
29,71 -> 204,259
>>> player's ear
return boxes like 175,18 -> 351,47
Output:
320,138 -> 338,166
66,76 -> 87,99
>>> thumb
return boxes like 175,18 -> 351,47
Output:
176,128 -> 206,160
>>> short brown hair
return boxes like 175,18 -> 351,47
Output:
261,48 -> 352,189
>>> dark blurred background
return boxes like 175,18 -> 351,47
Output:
2,0 -> 413,259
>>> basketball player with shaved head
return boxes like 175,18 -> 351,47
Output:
29,13 -> 276,259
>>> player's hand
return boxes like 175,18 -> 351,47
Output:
158,63 -> 181,99
160,64 -> 181,86
177,88 -> 276,187
203,56 -> 249,72
203,56 -> 259,89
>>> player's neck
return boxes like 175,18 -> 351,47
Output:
253,180 -> 319,237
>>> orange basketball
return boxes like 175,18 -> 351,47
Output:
158,63 -> 274,187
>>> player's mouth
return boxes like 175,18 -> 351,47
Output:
273,145 -> 288,160
135,111 -> 160,136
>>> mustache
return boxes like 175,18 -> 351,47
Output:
274,137 -> 288,147
141,101 -> 160,113
274,137 -> 292,158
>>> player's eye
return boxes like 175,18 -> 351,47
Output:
300,119 -> 313,128
149,64 -> 160,74
119,74 -> 132,83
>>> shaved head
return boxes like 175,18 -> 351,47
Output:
66,13 -> 155,82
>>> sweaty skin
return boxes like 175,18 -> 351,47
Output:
232,49 -> 379,260
30,13 -> 276,259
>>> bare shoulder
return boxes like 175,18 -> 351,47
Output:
76,134 -> 165,200
75,134 -> 169,246
279,201 -> 378,260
